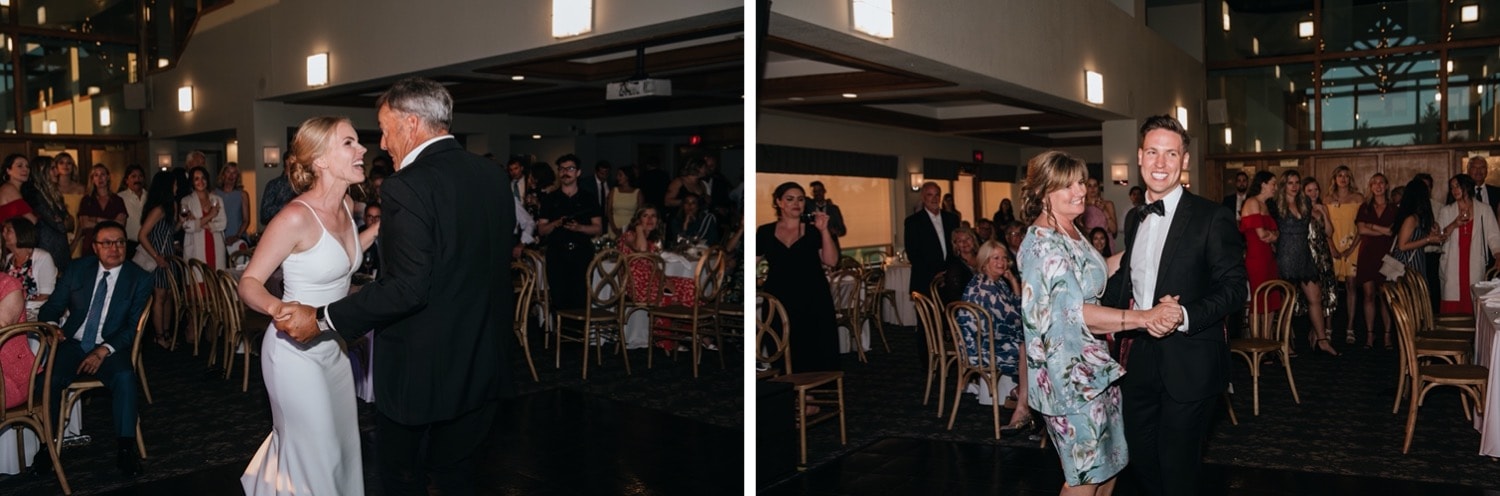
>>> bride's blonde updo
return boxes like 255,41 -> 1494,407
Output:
1019,150 -> 1086,225
286,116 -> 351,193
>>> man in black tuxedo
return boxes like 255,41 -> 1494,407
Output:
904,182 -> 959,295
1222,171 -> 1248,219
578,160 -> 614,209
35,221 -> 152,476
278,77 -> 515,495
1105,116 -> 1247,496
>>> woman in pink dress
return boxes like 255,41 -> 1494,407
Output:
1240,171 -> 1280,314
0,268 -> 32,409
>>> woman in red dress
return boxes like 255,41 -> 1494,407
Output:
1240,171 -> 1280,314
1354,174 -> 1395,347
0,154 -> 35,226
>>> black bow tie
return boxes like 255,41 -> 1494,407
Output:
1139,200 -> 1165,218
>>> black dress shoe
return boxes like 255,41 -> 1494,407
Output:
117,437 -> 143,477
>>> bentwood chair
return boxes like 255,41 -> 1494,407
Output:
1386,277 -> 1473,414
1387,285 -> 1488,453
1398,268 -> 1475,342
859,268 -> 892,353
554,249 -> 628,380
619,251 -> 667,354
520,248 -> 555,349
649,248 -> 729,377
183,258 -> 216,357
214,273 -> 257,391
163,256 -> 192,351
59,302 -> 151,460
1228,280 -> 1300,416
944,301 -> 1005,439
912,291 -> 958,418
511,262 -> 540,382
0,322 -> 69,494
828,268 -> 867,363
757,292 -> 846,467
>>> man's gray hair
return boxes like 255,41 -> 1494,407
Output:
377,77 -> 453,132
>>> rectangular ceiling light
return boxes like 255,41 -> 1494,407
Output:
307,52 -> 329,86
1461,4 -> 1479,23
177,85 -> 193,112
99,107 -> 110,127
1085,71 -> 1104,105
552,0 -> 592,38
852,0 -> 894,39
1298,20 -> 1314,38
1176,106 -> 1189,130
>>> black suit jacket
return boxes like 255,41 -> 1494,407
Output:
327,138 -> 516,425
578,174 -> 613,208
1221,193 -> 1245,214
904,208 -> 959,294
1104,190 -> 1247,402
40,257 -> 153,356
1479,184 -> 1500,213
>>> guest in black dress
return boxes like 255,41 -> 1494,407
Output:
757,182 -> 839,372
1272,170 -> 1339,356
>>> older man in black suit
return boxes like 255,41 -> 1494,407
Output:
34,221 -> 152,477
904,182 -> 959,296
278,77 -> 515,495
1105,115 -> 1247,496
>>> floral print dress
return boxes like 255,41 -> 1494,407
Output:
956,273 -> 1023,375
1019,226 -> 1127,486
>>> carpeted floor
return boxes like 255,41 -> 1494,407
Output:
0,311 -> 742,495
771,320 -> 1500,491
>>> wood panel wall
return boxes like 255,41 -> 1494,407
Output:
1208,148 -> 1495,201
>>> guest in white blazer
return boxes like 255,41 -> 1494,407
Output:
1437,173 -> 1500,313
181,166 -> 228,275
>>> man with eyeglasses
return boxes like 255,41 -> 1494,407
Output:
32,220 -> 152,477
538,153 -> 602,311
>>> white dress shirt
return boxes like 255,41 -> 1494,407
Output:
1131,186 -> 1190,331
66,265 -> 121,353
926,209 -> 948,258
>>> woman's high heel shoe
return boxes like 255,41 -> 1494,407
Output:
1314,338 -> 1341,357
1000,416 -> 1035,437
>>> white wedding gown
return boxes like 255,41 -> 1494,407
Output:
242,201 -> 363,495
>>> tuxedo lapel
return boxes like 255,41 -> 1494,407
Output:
1154,192 -> 1199,295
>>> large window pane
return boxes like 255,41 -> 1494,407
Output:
20,0 -> 138,38
1320,53 -> 1440,149
1446,47 -> 1500,144
1209,63 -> 1316,154
22,37 -> 141,136
755,173 -> 893,251
1322,0 -> 1441,54
1206,1 -> 1316,63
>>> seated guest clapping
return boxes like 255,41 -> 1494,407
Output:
32,221 -> 152,476
955,240 -> 1033,433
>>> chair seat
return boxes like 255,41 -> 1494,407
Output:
1229,338 -> 1282,353
651,304 -> 713,319
556,308 -> 620,321
1415,338 -> 1470,354
770,371 -> 843,390
1419,363 -> 1489,383
1417,329 -> 1474,343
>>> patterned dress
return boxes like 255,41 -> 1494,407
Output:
1019,226 -> 1127,486
956,273 -> 1023,375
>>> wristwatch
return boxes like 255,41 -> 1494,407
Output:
316,306 -> 332,333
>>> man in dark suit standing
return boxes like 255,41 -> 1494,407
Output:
1222,171 -> 1248,219
1470,156 -> 1500,214
1105,116 -> 1247,496
278,77 -> 515,495
904,181 -> 958,295
35,221 -> 152,476
579,160 -> 614,209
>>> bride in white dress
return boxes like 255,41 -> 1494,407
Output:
237,116 -> 379,495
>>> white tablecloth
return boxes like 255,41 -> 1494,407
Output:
881,262 -> 915,326
1469,283 -> 1500,458
604,252 -> 697,350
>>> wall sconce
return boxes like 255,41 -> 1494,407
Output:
1224,128 -> 1233,145
551,0 -> 592,38
1221,1 -> 1231,31
1085,71 -> 1104,105
1175,106 -> 1189,130
226,140 -> 238,163
306,52 -> 329,87
1461,4 -> 1479,23
44,120 -> 56,135
177,85 -> 193,112
1297,20 -> 1314,38
1111,164 -> 1130,185
851,0 -> 894,39
157,154 -> 171,170
263,146 -> 281,168
909,172 -> 925,191
99,107 -> 110,127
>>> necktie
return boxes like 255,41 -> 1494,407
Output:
511,180 -> 520,199
1478,186 -> 1485,201
1139,200 -> 1166,218
79,271 -> 110,353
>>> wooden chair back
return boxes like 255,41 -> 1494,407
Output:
911,291 -> 944,359
944,300 -> 997,376
1248,280 -> 1297,344
828,269 -> 863,316
756,292 -> 790,379
511,261 -> 540,382
0,322 -> 68,494
619,251 -> 667,309
584,249 -> 625,311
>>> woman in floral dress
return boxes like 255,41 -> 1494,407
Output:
1018,150 -> 1181,494
957,239 -> 1032,434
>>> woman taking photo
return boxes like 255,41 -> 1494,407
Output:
1437,174 -> 1500,315
1019,150 -> 1178,495
181,166 -> 227,272
1354,173 -> 1395,349
1272,170 -> 1337,356
757,182 -> 839,374
1241,171 -> 1280,314
1325,166 -> 1362,344
956,239 -> 1032,433
76,164 -> 127,258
